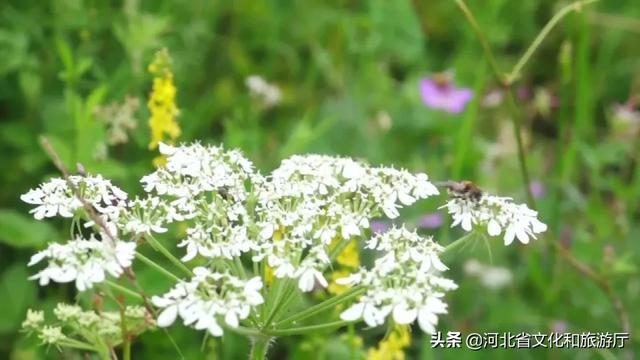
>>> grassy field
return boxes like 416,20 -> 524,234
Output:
1,0 -> 639,359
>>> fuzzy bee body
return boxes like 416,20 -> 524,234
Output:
435,180 -> 483,201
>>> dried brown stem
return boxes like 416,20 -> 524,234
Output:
551,241 -> 631,334
39,136 -> 155,315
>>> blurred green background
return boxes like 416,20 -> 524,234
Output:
1,0 -> 639,358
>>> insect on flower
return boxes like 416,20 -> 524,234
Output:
419,72 -> 473,114
435,180 -> 483,202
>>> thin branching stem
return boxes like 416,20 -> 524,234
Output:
105,280 -> 144,301
453,0 -> 535,206
453,0 -> 630,335
273,286 -> 365,328
145,234 -> 193,277
135,252 -> 181,282
507,0 -> 601,84
267,320 -> 354,337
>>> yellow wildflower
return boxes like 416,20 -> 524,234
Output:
368,325 -> 411,360
264,227 -> 284,286
264,264 -> 274,286
336,239 -> 360,269
328,269 -> 352,296
147,48 -> 180,165
327,238 -> 360,295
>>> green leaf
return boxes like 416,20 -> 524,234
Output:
0,209 -> 56,249
0,264 -> 37,333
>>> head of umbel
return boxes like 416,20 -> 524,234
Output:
435,180 -> 483,202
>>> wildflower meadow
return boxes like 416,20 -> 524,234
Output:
1,1 -> 639,359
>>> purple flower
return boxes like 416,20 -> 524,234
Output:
529,180 -> 546,199
370,220 -> 391,234
517,86 -> 531,101
418,213 -> 443,229
419,76 -> 473,113
550,320 -> 568,333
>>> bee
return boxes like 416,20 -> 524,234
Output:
432,72 -> 451,88
435,180 -> 483,201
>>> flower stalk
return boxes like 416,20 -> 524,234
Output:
250,336 -> 272,360
273,286 -> 365,328
134,252 -> 181,282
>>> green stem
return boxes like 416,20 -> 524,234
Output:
235,257 -> 247,279
454,0 -> 504,84
263,281 -> 297,328
507,0 -> 600,84
504,89 -> 536,207
105,280 -> 143,301
120,310 -> 131,360
228,326 -> 263,338
329,237 -> 351,261
249,336 -> 272,360
274,286 -> 365,328
262,279 -> 291,329
267,320 -> 354,336
58,339 -> 97,352
271,284 -> 298,320
135,252 -> 182,282
454,0 -> 535,206
146,235 -> 193,277
124,340 -> 131,360
442,232 -> 476,255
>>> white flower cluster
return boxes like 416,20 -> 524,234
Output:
251,154 -> 439,291
20,175 -> 127,220
338,227 -> 457,334
136,144 -> 440,294
245,75 -> 282,108
22,142 -> 543,340
464,259 -> 512,289
20,173 -> 178,293
141,142 -> 256,201
142,143 -> 260,264
118,196 -> 171,235
22,304 -> 152,347
441,193 -> 547,245
28,235 -> 136,291
152,267 -> 263,336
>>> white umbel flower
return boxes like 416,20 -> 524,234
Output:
178,223 -> 254,261
248,154 -> 439,290
119,196 -> 170,234
141,142 -> 256,201
20,175 -> 127,220
28,235 -> 136,291
441,193 -> 547,245
338,227 -> 456,334
464,259 -> 513,289
245,75 -> 282,108
152,267 -> 263,337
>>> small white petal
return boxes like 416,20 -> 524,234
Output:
340,303 -> 364,321
430,254 -> 448,272
225,311 -> 239,328
487,219 -> 501,236
156,305 -> 179,327
504,227 -> 516,246
393,305 -> 417,324
418,309 -> 438,334
208,322 -> 224,337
